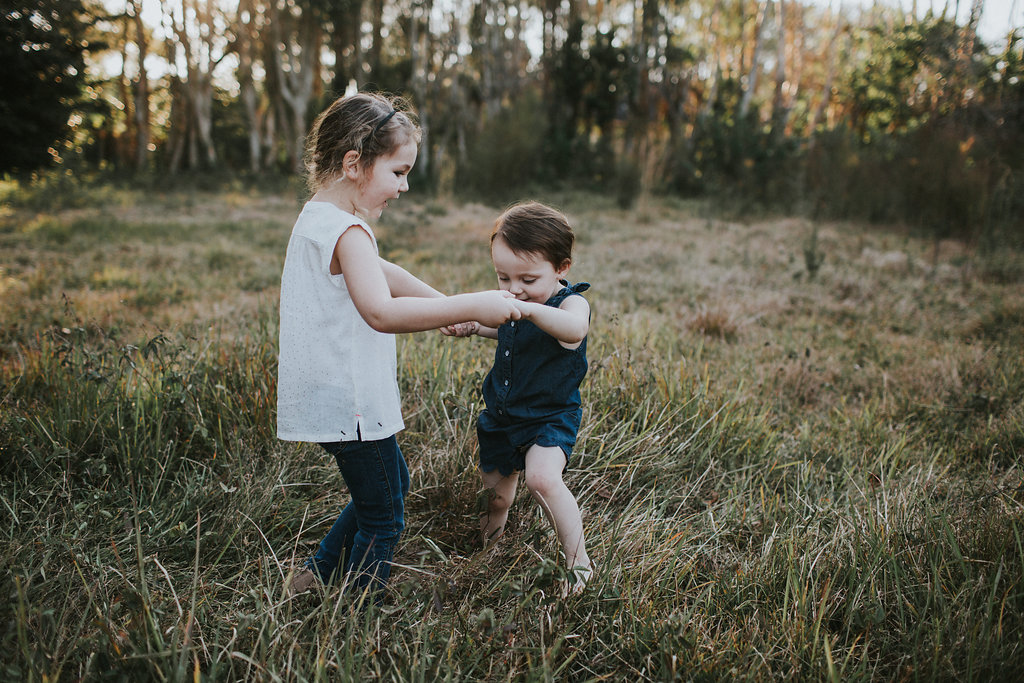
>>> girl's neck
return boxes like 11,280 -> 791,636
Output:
312,178 -> 361,216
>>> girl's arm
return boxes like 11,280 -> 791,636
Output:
379,258 -> 444,298
337,227 -> 520,333
515,295 -> 590,348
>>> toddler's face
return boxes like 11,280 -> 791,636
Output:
491,237 -> 569,304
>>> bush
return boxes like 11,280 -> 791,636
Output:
458,93 -> 546,202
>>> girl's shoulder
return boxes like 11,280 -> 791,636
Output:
294,202 -> 375,245
301,200 -> 361,224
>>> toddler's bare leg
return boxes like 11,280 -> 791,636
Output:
479,468 -> 519,547
523,446 -> 592,592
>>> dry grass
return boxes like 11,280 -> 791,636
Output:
1,181 -> 1022,680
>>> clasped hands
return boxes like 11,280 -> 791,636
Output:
440,290 -> 522,337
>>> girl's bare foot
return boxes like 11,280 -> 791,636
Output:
287,567 -> 321,597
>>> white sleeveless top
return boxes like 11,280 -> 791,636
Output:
277,202 -> 404,442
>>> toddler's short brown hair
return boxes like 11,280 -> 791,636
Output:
491,202 -> 574,270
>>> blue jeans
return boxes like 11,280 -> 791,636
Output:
305,435 -> 410,592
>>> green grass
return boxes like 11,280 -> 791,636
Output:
1,179 -> 1022,680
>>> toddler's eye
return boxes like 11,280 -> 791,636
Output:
523,279 -> 536,284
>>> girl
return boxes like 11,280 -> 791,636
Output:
278,92 -> 521,597
452,202 -> 594,594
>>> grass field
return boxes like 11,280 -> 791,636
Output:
1,177 -> 1023,680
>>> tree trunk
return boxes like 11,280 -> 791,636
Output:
329,0 -> 364,93
739,0 -> 770,118
268,0 -> 322,171
167,0 -> 225,168
770,0 -> 789,134
117,8 -> 134,167
701,0 -> 724,117
369,0 -> 384,83
409,0 -> 431,176
807,11 -> 843,141
235,0 -> 263,172
130,0 -> 150,171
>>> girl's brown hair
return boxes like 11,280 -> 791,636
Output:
491,202 -> 574,269
305,92 -> 420,192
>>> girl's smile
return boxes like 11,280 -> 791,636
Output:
357,139 -> 418,218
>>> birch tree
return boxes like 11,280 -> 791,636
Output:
233,0 -> 266,171
129,0 -> 151,170
739,0 -> 770,117
769,0 -> 789,133
165,0 -> 231,169
266,0 -> 323,171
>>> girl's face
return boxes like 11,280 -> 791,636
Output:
491,236 -> 570,304
355,139 -> 417,218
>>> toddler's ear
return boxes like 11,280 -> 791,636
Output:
557,259 -> 572,277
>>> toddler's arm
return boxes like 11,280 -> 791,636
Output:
515,295 -> 590,347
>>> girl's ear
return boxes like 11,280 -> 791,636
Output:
343,150 -> 361,179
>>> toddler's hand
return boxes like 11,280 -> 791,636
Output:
441,322 -> 479,337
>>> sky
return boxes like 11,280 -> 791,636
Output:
126,0 -> 1022,70
844,0 -> 1022,46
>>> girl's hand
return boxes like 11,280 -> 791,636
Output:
472,290 -> 522,328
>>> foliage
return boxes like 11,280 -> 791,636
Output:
458,91 -> 546,202
672,104 -> 803,212
844,16 -> 963,141
3,2 -> 1022,250
0,0 -> 93,173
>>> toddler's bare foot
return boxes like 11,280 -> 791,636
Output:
561,562 -> 594,597
479,513 -> 507,550
480,521 -> 505,549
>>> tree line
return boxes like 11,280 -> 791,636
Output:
3,0 -> 1022,239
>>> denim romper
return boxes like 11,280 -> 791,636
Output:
478,281 -> 591,476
